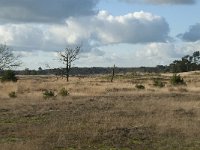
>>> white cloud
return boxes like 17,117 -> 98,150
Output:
136,43 -> 174,58
50,10 -> 169,45
134,41 -> 200,66
0,24 -> 51,51
179,41 -> 200,54
134,43 -> 179,66
0,11 -> 170,54
0,26 -> 13,42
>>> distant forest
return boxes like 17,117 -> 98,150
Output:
6,51 -> 198,76
14,67 -> 166,76
1,51 -> 200,76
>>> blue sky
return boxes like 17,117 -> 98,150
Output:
0,0 -> 200,69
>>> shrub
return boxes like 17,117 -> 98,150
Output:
1,70 -> 18,82
43,90 -> 55,99
170,74 -> 186,86
153,78 -> 165,88
9,91 -> 17,98
177,87 -> 188,92
135,84 -> 145,90
59,88 -> 69,97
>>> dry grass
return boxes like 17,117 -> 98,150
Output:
1,72 -> 200,149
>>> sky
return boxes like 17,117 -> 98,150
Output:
0,0 -> 200,70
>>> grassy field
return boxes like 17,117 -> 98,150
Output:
1,72 -> 200,149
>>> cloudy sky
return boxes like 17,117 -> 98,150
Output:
0,0 -> 200,69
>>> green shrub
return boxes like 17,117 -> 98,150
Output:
1,70 -> 18,82
170,74 -> 186,86
43,90 -> 55,99
9,91 -> 17,98
153,79 -> 165,88
59,88 -> 69,97
135,84 -> 145,90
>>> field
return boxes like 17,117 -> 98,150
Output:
1,72 -> 200,149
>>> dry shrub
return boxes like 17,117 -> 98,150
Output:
135,84 -> 145,90
8,91 -> 17,98
59,88 -> 69,97
177,87 -> 188,92
43,90 -> 55,99
153,78 -> 165,88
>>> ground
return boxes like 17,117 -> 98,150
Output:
1,72 -> 200,150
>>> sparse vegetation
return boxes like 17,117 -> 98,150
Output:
177,87 -> 188,92
1,72 -> 200,149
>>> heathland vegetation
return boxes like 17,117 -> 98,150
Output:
1,72 -> 200,149
1,44 -> 200,149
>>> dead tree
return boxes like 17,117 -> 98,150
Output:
0,44 -> 21,70
111,64 -> 115,82
58,46 -> 80,82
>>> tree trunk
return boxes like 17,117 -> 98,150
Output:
66,55 -> 69,82
111,64 -> 115,82
66,66 -> 69,82
67,74 -> 69,82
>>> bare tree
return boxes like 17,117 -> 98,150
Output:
0,44 -> 21,70
58,46 -> 80,82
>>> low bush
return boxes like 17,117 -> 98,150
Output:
9,91 -> 17,98
153,78 -> 165,88
59,88 -> 69,97
135,84 -> 145,90
1,70 -> 18,82
170,74 -> 186,86
43,90 -> 55,99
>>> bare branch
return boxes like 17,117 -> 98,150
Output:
0,44 -> 21,70
57,45 -> 80,81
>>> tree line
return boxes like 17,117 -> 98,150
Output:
1,43 -> 200,81
168,51 -> 200,73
